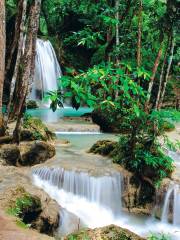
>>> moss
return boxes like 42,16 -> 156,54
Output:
22,115 -> 56,141
89,140 -> 117,156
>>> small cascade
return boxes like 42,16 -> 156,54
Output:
30,38 -> 62,100
161,184 -> 180,226
33,167 -> 122,214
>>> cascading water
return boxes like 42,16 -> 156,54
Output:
30,38 -> 62,100
33,167 -> 122,214
161,184 -> 180,226
32,166 -> 180,239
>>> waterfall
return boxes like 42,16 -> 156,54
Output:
30,39 -> 62,100
161,184 -> 180,226
33,167 -> 122,214
32,167 -> 180,238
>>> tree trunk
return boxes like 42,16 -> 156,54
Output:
154,37 -> 170,110
137,0 -> 142,67
115,0 -> 120,60
13,0 -> 41,143
0,0 -> 6,136
4,0 -> 27,127
146,38 -> 164,106
158,36 -> 175,109
5,0 -> 26,77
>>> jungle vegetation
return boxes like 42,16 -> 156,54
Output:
0,0 -> 179,183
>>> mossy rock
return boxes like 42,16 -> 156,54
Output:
26,100 -> 39,109
22,117 -> 56,141
89,140 -> 118,156
66,225 -> 144,240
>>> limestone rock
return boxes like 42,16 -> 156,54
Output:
26,100 -> 39,109
20,141 -> 56,166
0,144 -> 21,166
65,224 -> 145,240
22,117 -> 56,141
2,185 -> 60,237
89,140 -> 117,156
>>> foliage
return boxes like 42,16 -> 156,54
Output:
47,62 -> 147,114
7,195 -> 34,217
7,193 -> 41,227
152,109 -> 180,123
44,90 -> 63,112
148,233 -> 171,240
23,114 -> 55,141
111,107 -> 175,186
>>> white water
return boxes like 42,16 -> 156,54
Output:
30,39 -> 62,100
33,167 -> 180,239
161,184 -> 180,226
33,167 -> 122,214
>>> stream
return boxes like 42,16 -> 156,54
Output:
30,108 -> 180,239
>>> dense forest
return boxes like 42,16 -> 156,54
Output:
0,0 -> 179,240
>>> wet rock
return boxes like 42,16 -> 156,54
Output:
0,144 -> 21,166
65,224 -> 145,240
89,140 -> 117,156
26,100 -> 39,109
20,141 -> 56,166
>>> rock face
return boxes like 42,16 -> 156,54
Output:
122,175 -> 155,216
0,141 -> 56,166
65,225 -> 145,240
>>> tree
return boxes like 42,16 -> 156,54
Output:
5,0 -> 27,128
0,0 -> 6,136
13,0 -> 42,143
158,35 -> 175,109
137,0 -> 142,67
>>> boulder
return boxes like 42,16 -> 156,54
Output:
0,144 -> 21,166
33,199 -> 60,236
20,141 -> 56,166
5,186 -> 59,237
91,108 -> 129,133
22,117 -> 56,141
65,225 -> 145,240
